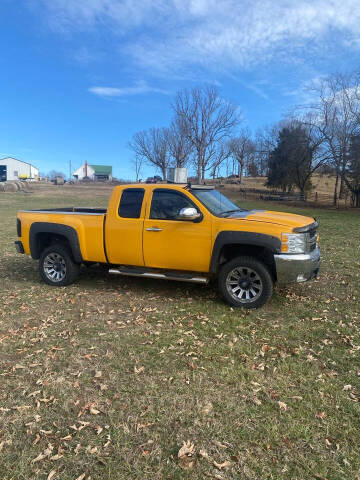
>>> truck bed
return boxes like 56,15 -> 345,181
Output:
17,208 -> 108,263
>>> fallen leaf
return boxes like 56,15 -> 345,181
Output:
86,445 -> 98,454
32,444 -> 54,463
214,440 -> 228,449
178,440 -> 196,458
343,385 -> 352,391
278,401 -> 288,411
75,474 -> 86,480
89,407 -> 100,415
201,402 -> 213,415
28,390 -> 41,397
213,460 -> 232,470
74,443 -> 82,455
199,449 -> 210,459
47,469 -> 57,480
94,370 -> 102,378
50,454 -> 63,461
178,440 -> 196,470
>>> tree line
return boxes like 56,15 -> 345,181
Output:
128,71 -> 360,207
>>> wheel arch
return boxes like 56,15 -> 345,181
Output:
29,222 -> 82,263
210,231 -> 281,279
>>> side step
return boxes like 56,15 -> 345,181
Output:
109,268 -> 209,284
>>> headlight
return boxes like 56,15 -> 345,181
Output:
281,233 -> 306,254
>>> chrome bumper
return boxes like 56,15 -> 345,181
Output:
274,246 -> 320,285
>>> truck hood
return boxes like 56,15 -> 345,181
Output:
230,210 -> 315,230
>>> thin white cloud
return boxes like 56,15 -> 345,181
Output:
88,81 -> 170,97
36,0 -> 360,73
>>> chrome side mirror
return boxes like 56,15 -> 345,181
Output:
179,207 -> 201,221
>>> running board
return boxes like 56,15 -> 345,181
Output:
108,268 -> 209,284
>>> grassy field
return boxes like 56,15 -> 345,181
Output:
0,186 -> 359,480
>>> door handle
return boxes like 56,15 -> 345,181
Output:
146,227 -> 162,232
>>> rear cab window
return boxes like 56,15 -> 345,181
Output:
118,188 -> 145,218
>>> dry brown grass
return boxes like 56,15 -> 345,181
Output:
216,174 -> 337,195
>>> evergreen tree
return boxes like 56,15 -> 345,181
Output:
266,126 -> 311,193
266,124 -> 325,197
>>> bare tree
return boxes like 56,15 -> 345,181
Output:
252,124 -> 283,179
128,127 -> 170,180
48,170 -> 66,179
166,117 -> 193,168
295,116 -> 331,195
208,141 -> 231,179
172,86 -> 240,183
131,155 -> 143,182
303,72 -> 360,204
228,129 -> 254,183
253,128 -> 273,176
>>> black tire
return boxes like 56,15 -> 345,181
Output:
218,256 -> 273,309
39,244 -> 80,286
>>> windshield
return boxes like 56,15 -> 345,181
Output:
190,189 -> 247,217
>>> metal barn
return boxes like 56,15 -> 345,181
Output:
0,157 -> 39,182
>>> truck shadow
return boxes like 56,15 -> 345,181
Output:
80,263 -> 217,302
2,257 -> 296,311
1,256 -> 218,304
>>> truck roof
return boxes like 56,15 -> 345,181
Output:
116,183 -> 215,190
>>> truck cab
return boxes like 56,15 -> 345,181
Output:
15,184 -> 320,309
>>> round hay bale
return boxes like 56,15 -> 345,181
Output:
4,182 -> 18,192
15,181 -> 24,190
0,183 -> 5,192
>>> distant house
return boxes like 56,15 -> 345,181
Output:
0,157 -> 39,182
73,163 -> 113,181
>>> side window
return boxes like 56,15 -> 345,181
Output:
150,190 -> 198,220
118,189 -> 145,218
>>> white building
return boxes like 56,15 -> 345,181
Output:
73,163 -> 113,181
0,157 -> 39,182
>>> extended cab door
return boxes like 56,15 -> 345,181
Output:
105,187 -> 146,266
143,188 -> 212,272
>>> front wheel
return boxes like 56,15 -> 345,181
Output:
218,256 -> 273,309
39,244 -> 80,286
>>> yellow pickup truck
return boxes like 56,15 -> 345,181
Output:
15,184 -> 320,309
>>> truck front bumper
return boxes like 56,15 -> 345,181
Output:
274,246 -> 320,285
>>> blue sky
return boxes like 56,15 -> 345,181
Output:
0,0 -> 360,179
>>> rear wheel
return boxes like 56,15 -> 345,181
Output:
218,256 -> 273,309
39,244 -> 80,286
